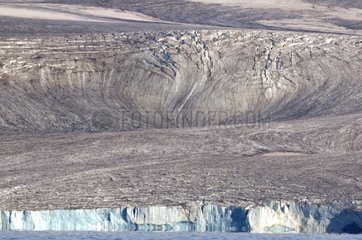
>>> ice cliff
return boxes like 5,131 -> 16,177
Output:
1,201 -> 361,234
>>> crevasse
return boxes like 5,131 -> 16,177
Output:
1,201 -> 361,234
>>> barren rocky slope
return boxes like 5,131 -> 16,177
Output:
43,0 -> 362,34
1,31 -> 361,134
1,0 -> 362,35
0,113 -> 361,211
0,30 -> 361,213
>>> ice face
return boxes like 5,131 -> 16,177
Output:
247,201 -> 362,234
2,204 -> 248,232
1,201 -> 361,234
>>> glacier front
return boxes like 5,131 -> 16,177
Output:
1,201 -> 361,234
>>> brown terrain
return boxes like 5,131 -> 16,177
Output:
0,0 -> 361,214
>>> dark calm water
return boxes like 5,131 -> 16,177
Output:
0,232 -> 361,240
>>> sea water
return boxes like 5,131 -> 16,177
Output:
0,232 -> 361,240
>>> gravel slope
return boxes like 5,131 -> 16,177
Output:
0,0 -> 362,35
0,31 -> 361,134
0,1 -> 361,214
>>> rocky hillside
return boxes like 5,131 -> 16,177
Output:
0,30 -> 361,134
